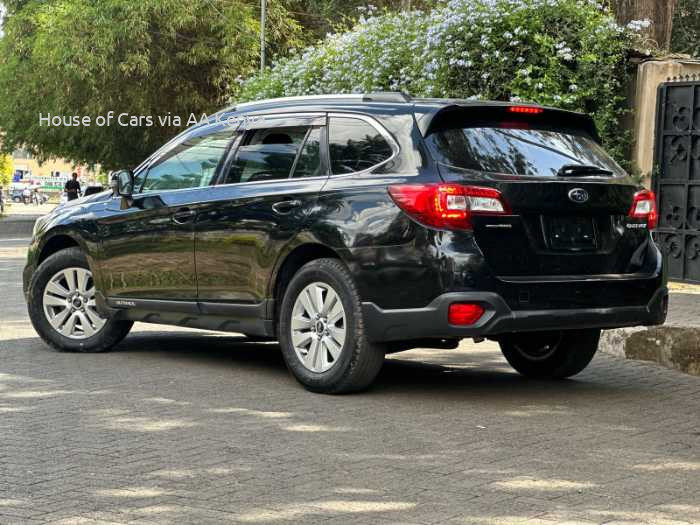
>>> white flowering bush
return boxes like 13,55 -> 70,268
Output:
238,0 -> 650,170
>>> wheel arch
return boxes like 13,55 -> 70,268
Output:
37,233 -> 83,266
270,243 -> 342,308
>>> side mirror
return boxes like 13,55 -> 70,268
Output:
111,170 -> 134,198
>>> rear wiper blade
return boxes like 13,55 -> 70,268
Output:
557,164 -> 613,177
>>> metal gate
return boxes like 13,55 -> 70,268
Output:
653,77 -> 700,283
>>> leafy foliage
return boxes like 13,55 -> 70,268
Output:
283,1 -> 433,44
0,155 -> 12,188
671,0 -> 700,57
240,0 -> 649,171
0,0 -> 301,170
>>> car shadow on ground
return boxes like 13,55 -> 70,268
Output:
92,330 -> 628,400
4,329 -> 637,402
114,330 -> 287,368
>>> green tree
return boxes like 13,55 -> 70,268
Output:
0,0 -> 301,170
0,155 -> 12,188
671,0 -> 700,57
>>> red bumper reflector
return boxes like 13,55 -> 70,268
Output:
448,303 -> 485,325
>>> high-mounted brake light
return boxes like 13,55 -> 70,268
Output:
508,106 -> 544,115
628,189 -> 658,230
388,184 -> 510,231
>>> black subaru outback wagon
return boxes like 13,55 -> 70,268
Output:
24,93 -> 667,393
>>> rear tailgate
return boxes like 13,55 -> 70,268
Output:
425,105 -> 656,278
466,178 -> 650,277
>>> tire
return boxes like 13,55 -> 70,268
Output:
278,258 -> 385,394
498,329 -> 600,379
27,247 -> 133,353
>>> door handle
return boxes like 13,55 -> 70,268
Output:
172,208 -> 196,224
272,199 -> 302,215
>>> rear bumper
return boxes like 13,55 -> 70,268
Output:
362,286 -> 668,342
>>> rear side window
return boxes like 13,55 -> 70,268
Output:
292,127 -> 323,179
427,124 -> 626,178
224,126 -> 309,184
328,117 -> 393,174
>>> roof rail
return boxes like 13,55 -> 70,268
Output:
231,93 -> 364,112
222,91 -> 412,113
362,91 -> 412,103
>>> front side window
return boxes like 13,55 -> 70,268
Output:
141,129 -> 235,192
328,117 -> 394,175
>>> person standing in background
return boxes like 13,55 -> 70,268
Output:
64,172 -> 81,201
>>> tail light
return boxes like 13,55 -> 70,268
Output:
448,303 -> 485,325
629,190 -> 658,230
388,184 -> 510,231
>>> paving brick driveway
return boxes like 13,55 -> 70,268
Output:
1,236 -> 699,525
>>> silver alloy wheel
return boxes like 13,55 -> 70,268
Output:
42,267 -> 106,339
290,282 -> 347,373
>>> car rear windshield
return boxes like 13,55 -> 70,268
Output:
426,123 -> 626,178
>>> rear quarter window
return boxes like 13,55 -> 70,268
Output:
328,117 -> 394,174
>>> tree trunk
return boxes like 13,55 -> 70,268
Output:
612,0 -> 679,50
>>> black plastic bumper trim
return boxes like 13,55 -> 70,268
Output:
362,287 -> 668,342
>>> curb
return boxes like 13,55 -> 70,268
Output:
600,326 -> 700,377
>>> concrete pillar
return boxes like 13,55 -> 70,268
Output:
632,58 -> 700,186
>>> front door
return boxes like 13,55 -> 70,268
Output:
195,114 -> 329,304
94,125 -> 237,300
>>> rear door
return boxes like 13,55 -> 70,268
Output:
425,106 -> 651,277
194,113 -> 329,304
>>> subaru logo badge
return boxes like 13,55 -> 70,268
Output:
568,188 -> 589,204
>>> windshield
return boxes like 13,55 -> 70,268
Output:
426,126 -> 626,178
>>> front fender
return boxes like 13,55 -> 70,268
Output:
23,203 -> 108,300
